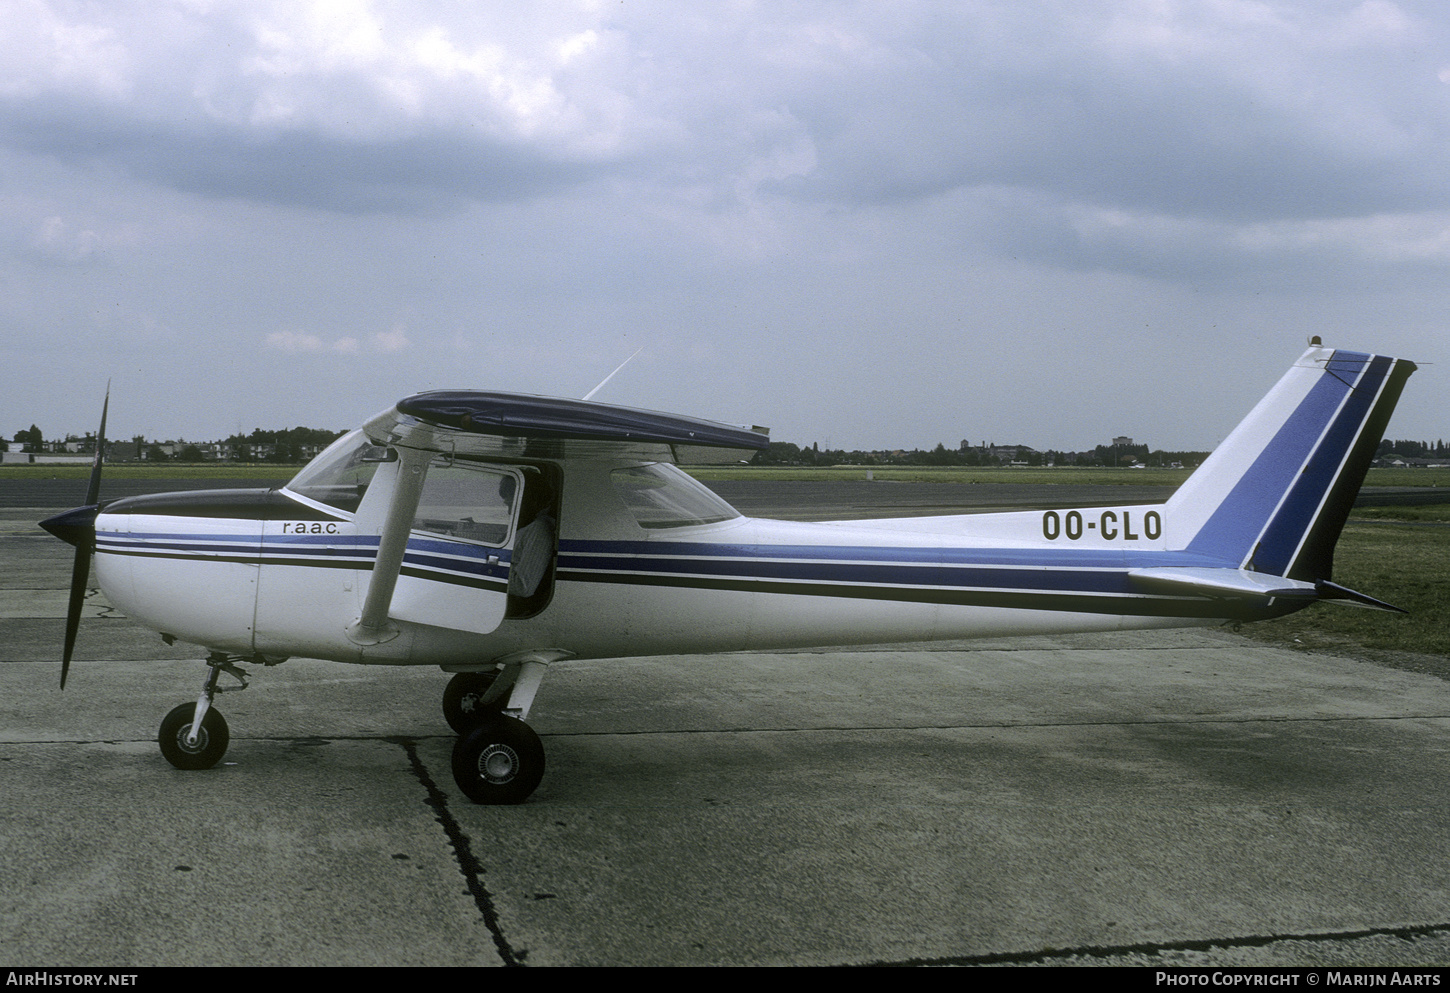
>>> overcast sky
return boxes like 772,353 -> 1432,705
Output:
2,0 -> 1446,454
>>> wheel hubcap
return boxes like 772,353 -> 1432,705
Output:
177,724 -> 207,753
478,743 -> 519,784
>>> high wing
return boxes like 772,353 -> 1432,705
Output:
365,391 -> 770,465
347,392 -> 770,644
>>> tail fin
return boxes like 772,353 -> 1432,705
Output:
1165,345 -> 1416,582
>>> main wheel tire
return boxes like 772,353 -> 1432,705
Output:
158,703 -> 230,770
442,670 -> 502,733
451,715 -> 545,805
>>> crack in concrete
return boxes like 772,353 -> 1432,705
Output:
392,736 -> 527,967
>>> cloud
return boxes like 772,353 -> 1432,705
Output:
4,2 -> 1447,451
0,2 -> 647,211
265,330 -> 330,353
28,215 -> 103,264
264,328 -> 408,355
7,1 -> 1450,236
373,326 -> 410,353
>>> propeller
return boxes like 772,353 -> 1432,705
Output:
38,384 -> 108,689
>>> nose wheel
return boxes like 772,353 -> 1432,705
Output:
158,704 -> 230,770
158,653 -> 250,770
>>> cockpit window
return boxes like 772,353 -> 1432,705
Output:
411,460 -> 519,546
285,429 -> 386,513
610,463 -> 740,529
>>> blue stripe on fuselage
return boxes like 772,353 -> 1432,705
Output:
560,538 -> 1234,598
103,521 -> 1274,616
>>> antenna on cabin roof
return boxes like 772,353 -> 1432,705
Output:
582,348 -> 643,402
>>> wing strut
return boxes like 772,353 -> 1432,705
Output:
347,446 -> 432,645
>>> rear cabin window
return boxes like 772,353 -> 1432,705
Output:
610,463 -> 740,529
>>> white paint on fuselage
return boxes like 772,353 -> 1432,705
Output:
91,456 -> 1209,671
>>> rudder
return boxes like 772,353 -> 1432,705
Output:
1165,345 -> 1416,583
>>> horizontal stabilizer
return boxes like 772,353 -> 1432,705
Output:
1314,580 -> 1406,613
1128,568 -> 1405,613
1129,567 -> 1320,601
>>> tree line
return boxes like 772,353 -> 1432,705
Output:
751,441 -> 1212,468
12,425 -> 1447,466
7,424 -> 344,463
1378,439 -> 1448,459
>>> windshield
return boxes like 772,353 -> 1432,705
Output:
285,429 -> 386,513
610,463 -> 740,529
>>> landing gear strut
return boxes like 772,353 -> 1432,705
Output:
443,652 -> 564,804
158,653 -> 250,770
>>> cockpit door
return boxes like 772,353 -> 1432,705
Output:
388,459 -> 523,635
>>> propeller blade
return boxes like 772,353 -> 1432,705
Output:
61,545 -> 92,690
85,383 -> 109,506
52,384 -> 108,690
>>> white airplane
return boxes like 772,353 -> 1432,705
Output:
42,342 -> 1415,804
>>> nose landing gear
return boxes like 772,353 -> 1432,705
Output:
157,653 -> 253,770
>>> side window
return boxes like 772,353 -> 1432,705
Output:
412,461 -> 519,546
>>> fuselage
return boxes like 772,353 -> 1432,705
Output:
90,451 -> 1288,670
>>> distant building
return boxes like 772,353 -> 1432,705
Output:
105,441 -> 143,462
1,452 -> 90,465
1377,455 -> 1447,468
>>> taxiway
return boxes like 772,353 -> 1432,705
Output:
4,482 -> 1449,967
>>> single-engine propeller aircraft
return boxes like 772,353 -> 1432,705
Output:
42,342 -> 1415,803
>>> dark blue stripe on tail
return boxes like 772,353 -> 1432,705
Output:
1184,357 -> 1361,564
1251,354 -> 1390,576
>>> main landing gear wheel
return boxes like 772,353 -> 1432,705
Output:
451,715 -> 545,805
158,703 -> 230,770
442,670 -> 502,733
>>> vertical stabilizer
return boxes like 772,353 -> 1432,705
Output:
1164,346 -> 1415,581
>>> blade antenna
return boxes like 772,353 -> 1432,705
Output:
582,348 -> 642,402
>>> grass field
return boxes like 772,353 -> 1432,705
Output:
1240,504 -> 1450,668
2,463 -> 299,482
689,465 -> 1450,488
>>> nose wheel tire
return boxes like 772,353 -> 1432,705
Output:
451,715 -> 545,805
442,670 -> 502,733
158,703 -> 230,770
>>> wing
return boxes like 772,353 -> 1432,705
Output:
346,391 -> 768,644
363,391 -> 770,464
